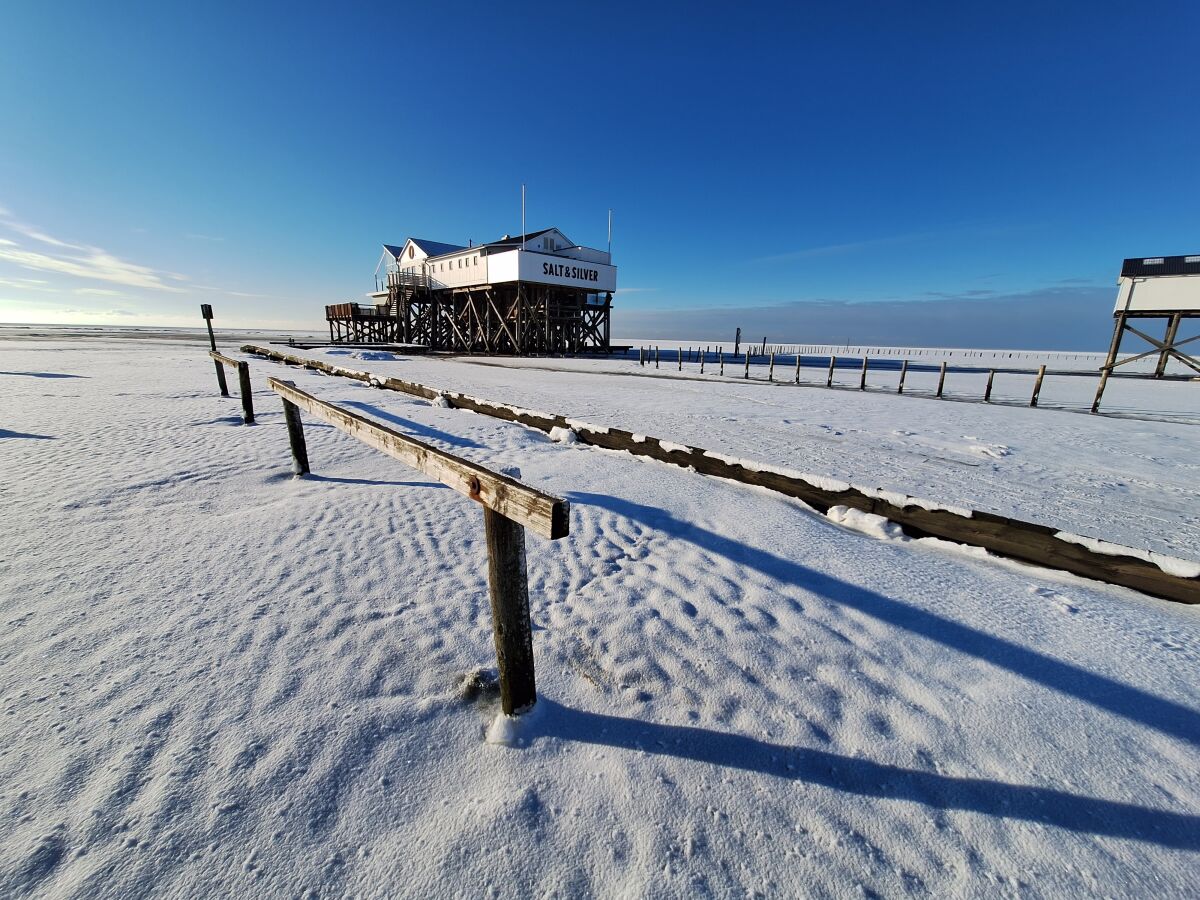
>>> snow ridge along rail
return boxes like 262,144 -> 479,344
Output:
241,345 -> 1200,605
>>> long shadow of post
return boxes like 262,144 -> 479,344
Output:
567,492 -> 1200,747
341,400 -> 486,450
533,699 -> 1200,849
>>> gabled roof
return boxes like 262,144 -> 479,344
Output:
481,227 -> 563,250
384,238 -> 467,260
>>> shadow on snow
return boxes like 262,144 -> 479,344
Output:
534,698 -> 1200,850
566,491 -> 1200,748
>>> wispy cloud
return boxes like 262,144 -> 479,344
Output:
185,232 -> 224,242
0,207 -> 186,292
74,287 -> 126,297
754,230 -> 940,263
615,287 -> 658,295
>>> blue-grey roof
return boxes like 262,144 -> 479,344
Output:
384,238 -> 468,260
411,238 -> 466,257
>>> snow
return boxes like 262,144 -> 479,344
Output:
825,505 -> 906,541
548,426 -> 578,445
2,331 -> 1199,898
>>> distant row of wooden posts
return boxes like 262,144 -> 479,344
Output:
638,346 -> 1050,408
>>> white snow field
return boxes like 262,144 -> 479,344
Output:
1,333 -> 1198,899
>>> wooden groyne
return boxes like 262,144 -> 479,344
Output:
241,344 -> 1200,605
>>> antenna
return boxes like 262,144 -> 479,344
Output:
607,208 -> 613,257
521,184 -> 526,248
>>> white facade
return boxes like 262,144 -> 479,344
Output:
1114,274 -> 1200,313
383,228 -> 615,293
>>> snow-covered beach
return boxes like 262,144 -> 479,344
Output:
2,331 -> 1198,898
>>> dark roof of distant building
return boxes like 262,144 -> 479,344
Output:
1122,254 -> 1200,277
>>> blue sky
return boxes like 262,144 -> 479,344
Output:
1,1 -> 1196,348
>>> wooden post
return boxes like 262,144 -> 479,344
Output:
984,369 -> 995,402
483,507 -> 537,715
826,355 -> 836,387
639,346 -> 644,366
1030,365 -> 1046,407
655,346 -> 659,369
859,356 -> 868,390
1155,313 -> 1182,378
280,391 -> 310,475
744,350 -> 750,379
700,352 -> 705,374
897,359 -> 908,394
719,353 -> 725,376
678,348 -> 682,371
936,361 -> 947,398
794,352 -> 802,384
202,304 -> 229,397
761,337 -> 767,357
768,352 -> 775,381
237,361 -> 255,424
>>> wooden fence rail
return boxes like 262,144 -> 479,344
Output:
265,377 -> 570,714
210,351 -> 255,423
244,346 -> 1200,605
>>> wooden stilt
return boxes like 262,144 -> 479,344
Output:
1030,365 -> 1046,407
826,356 -> 836,387
898,360 -> 908,394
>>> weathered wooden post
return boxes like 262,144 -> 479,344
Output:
201,304 -> 229,397
744,350 -> 751,379
483,506 -> 536,714
655,346 -> 660,369
237,361 -> 255,424
826,355 -> 836,387
761,337 -> 767,357
734,327 -> 741,357
897,359 -> 908,394
279,384 -> 310,475
984,369 -> 995,402
700,352 -> 705,374
678,348 -> 682,371
768,352 -> 775,381
936,361 -> 947,397
1030,365 -> 1046,407
719,353 -> 725,376
794,353 -> 802,384
639,346 -> 644,366
859,357 -> 869,390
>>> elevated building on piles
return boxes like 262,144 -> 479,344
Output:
325,227 -> 616,354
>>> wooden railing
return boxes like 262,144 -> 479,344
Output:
267,377 -> 569,713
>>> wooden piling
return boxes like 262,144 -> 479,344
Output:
655,347 -> 659,369
984,369 -> 995,402
859,357 -> 868,391
280,393 -> 310,475
744,350 -> 750,379
483,507 -> 537,715
700,352 -> 705,374
827,356 -> 836,387
936,361 -> 947,398
1031,365 -> 1046,407
794,352 -> 802,384
237,361 -> 254,424
769,352 -> 775,381
678,348 -> 682,371
720,354 -> 725,376
897,359 -> 908,394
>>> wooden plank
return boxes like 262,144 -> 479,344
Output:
265,376 -> 569,540
241,345 -> 1198,604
